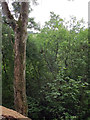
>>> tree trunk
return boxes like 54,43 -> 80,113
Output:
14,22 -> 28,116
2,1 -> 29,116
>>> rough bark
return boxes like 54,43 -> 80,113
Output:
2,2 -> 29,116
14,23 -> 28,116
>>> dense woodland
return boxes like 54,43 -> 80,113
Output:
2,1 -> 90,120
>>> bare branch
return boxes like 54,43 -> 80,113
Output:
1,2 -> 16,31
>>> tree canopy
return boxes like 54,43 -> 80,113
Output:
2,10 -> 90,120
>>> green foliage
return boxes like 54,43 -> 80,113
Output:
2,24 -> 14,108
2,12 -> 89,119
27,12 -> 89,120
40,71 -> 89,119
28,97 -> 42,119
